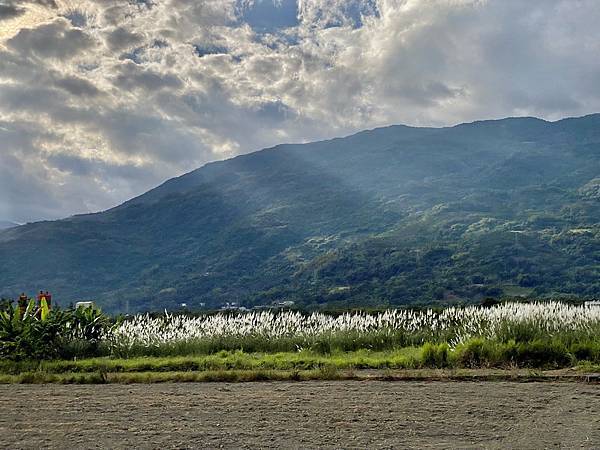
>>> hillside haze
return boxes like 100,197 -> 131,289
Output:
0,222 -> 18,231
1,115 -> 599,312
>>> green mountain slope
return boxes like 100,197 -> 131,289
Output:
1,115 -> 599,312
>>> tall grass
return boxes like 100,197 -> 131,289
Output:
106,303 -> 600,360
4,301 -> 600,369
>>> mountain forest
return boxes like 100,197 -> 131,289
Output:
1,115 -> 599,312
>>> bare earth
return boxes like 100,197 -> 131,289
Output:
1,381 -> 599,449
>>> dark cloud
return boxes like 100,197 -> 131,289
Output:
54,76 -> 101,97
106,26 -> 144,51
114,61 -> 183,91
254,100 -> 294,122
0,118 -> 166,223
0,123 -> 63,222
0,3 -> 25,20
46,153 -> 158,184
31,0 -> 57,7
7,18 -> 95,60
0,83 -> 87,123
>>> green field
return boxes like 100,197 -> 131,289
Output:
2,301 -> 600,383
1,348 -> 599,384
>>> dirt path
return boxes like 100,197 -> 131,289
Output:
1,381 -> 599,449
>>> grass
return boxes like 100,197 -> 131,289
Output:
108,330 -> 439,358
3,337 -> 600,385
1,367 -> 598,384
0,348 -> 422,375
0,369 -> 344,384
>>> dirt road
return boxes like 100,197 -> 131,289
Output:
1,381 -> 599,449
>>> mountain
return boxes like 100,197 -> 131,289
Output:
0,221 -> 18,231
1,114 -> 599,312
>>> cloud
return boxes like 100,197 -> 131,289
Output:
298,0 -> 379,28
105,27 -> 145,51
0,4 -> 25,21
7,17 -> 94,60
113,61 -> 183,92
31,0 -> 58,7
54,75 -> 101,97
1,0 -> 600,222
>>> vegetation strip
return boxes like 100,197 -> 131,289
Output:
1,368 -> 599,385
4,302 -> 600,374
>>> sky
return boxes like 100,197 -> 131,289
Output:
1,0 -> 600,223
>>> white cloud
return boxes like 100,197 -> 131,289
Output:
1,0 -> 600,222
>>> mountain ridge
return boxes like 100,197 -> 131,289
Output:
1,113 -> 599,312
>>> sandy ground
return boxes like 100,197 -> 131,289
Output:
0,381 -> 599,449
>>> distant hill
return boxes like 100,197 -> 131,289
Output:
1,114 -> 599,312
0,221 -> 18,231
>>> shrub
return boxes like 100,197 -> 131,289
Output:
453,339 -> 499,368
0,302 -> 110,361
421,342 -> 449,368
515,340 -> 573,368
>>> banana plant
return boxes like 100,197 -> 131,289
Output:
40,298 -> 49,322
1,299 -> 110,360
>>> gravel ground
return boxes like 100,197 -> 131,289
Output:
1,381 -> 599,449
